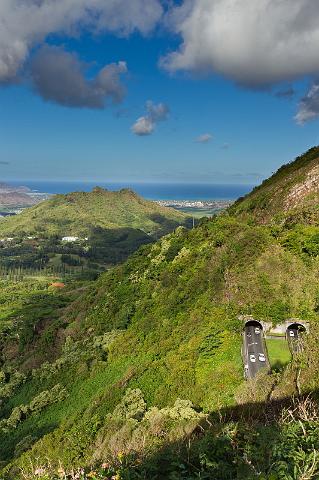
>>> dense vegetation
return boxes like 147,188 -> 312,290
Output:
1,148 -> 319,478
0,187 -> 189,238
0,228 -> 154,280
0,188 -> 191,278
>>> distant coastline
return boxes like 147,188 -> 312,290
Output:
0,181 -> 251,218
6,180 -> 254,201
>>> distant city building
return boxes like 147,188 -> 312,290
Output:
62,236 -> 79,242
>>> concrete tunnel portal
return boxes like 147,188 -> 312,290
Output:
244,320 -> 263,330
286,322 -> 306,353
287,322 -> 306,333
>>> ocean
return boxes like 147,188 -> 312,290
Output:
9,181 -> 254,201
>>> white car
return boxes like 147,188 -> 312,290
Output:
255,327 -> 261,334
259,353 -> 266,362
249,354 -> 256,363
289,330 -> 295,337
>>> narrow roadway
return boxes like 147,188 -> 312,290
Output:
243,323 -> 268,379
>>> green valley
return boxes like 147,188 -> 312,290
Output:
1,148 -> 319,479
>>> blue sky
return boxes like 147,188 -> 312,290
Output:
1,1 -> 319,184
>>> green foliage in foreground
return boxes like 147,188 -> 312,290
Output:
5,391 -> 319,480
1,210 -> 319,477
3,145 -> 319,477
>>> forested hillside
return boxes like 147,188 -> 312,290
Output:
0,187 -> 189,237
1,148 -> 319,479
0,188 -> 191,278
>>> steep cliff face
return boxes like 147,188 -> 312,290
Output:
231,146 -> 319,224
283,162 -> 319,211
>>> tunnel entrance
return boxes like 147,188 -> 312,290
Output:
244,320 -> 263,329
287,322 -> 306,333
287,322 -> 306,352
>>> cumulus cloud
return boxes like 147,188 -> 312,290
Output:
30,46 -> 127,108
0,0 -> 162,84
131,116 -> 155,136
162,0 -> 319,87
196,133 -> 212,143
131,101 -> 170,136
295,83 -> 319,124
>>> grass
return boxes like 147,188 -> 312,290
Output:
176,207 -> 225,218
266,338 -> 292,370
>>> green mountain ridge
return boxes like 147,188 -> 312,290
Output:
231,145 -> 319,224
0,187 -> 190,237
1,148 -> 319,478
0,187 -> 191,277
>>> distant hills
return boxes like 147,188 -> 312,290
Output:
0,182 -> 31,193
0,182 -> 38,208
0,187 -> 191,275
0,186 -> 190,237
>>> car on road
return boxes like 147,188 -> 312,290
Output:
255,327 -> 261,334
249,354 -> 256,363
258,353 -> 266,362
289,330 -> 295,337
247,332 -> 252,337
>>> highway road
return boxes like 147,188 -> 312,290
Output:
243,323 -> 269,379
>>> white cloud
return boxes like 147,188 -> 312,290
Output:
131,101 -> 170,136
162,0 -> 319,87
131,116 -> 155,136
0,0 -> 162,84
295,83 -> 319,124
196,133 -> 212,143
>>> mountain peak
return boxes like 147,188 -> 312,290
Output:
92,186 -> 108,193
0,187 -> 189,237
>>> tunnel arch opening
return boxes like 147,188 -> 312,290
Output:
244,320 -> 263,329
287,322 -> 306,333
